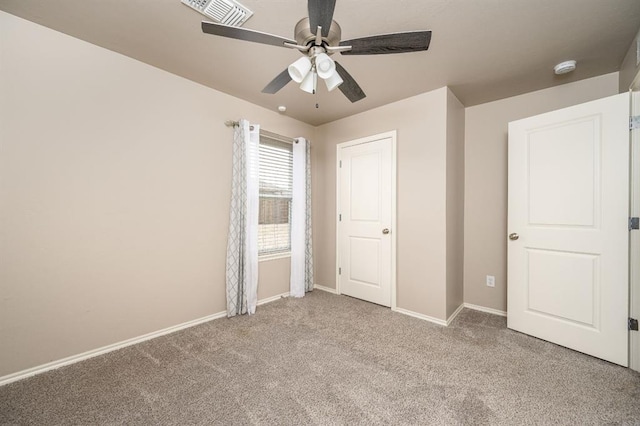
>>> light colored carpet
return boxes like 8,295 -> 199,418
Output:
1,290 -> 639,425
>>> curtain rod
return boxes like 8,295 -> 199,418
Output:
225,120 -> 296,144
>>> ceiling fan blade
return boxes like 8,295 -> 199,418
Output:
334,62 -> 366,103
262,69 -> 292,94
202,21 -> 295,48
340,31 -> 432,55
308,0 -> 336,37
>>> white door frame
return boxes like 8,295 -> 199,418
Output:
335,130 -> 397,310
629,76 -> 640,372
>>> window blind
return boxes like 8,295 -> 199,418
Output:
258,136 -> 293,255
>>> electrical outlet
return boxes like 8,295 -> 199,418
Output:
486,275 -> 495,287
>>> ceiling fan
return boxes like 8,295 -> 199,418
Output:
201,0 -> 432,103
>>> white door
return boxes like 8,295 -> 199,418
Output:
337,132 -> 396,307
507,93 -> 629,366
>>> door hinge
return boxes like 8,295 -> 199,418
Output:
630,217 -> 639,230
339,214 -> 342,222
630,318 -> 639,331
338,267 -> 341,275
630,116 -> 640,130
339,160 -> 342,168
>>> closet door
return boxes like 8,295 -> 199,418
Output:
337,132 -> 396,307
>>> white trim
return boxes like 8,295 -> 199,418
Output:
336,130 -> 398,308
0,292 -> 289,387
390,134 -> 397,310
628,85 -> 640,372
335,144 -> 341,296
463,303 -> 508,317
393,307 -> 448,327
256,292 -> 290,305
446,303 -> 465,326
313,284 -> 338,294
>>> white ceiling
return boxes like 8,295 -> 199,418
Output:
1,0 -> 639,125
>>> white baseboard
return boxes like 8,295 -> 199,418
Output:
446,303 -> 465,326
463,303 -> 507,317
313,284 -> 338,294
257,292 -> 289,306
394,305 -> 465,327
317,287 -> 454,327
392,307 -> 448,327
0,310 -> 226,387
0,292 -> 289,387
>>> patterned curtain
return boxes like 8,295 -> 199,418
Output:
290,138 -> 314,297
225,120 -> 259,317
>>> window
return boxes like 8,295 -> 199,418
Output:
258,134 -> 293,256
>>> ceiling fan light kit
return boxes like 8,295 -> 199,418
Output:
201,0 -> 432,102
288,50 -> 339,94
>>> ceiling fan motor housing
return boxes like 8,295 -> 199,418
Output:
294,17 -> 341,50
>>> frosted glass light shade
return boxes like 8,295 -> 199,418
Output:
324,71 -> 343,91
300,71 -> 317,94
315,53 -> 336,79
288,57 -> 312,83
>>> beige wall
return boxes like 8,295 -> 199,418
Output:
257,257 -> 292,301
0,12 -> 314,377
619,27 -> 640,92
315,88 -> 450,320
445,89 -> 465,318
463,72 -> 619,312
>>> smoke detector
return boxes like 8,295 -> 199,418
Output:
182,0 -> 253,27
554,60 -> 577,75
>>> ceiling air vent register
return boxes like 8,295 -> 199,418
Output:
181,0 -> 253,27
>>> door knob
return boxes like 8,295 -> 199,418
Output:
509,233 -> 519,241
382,228 -> 390,235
